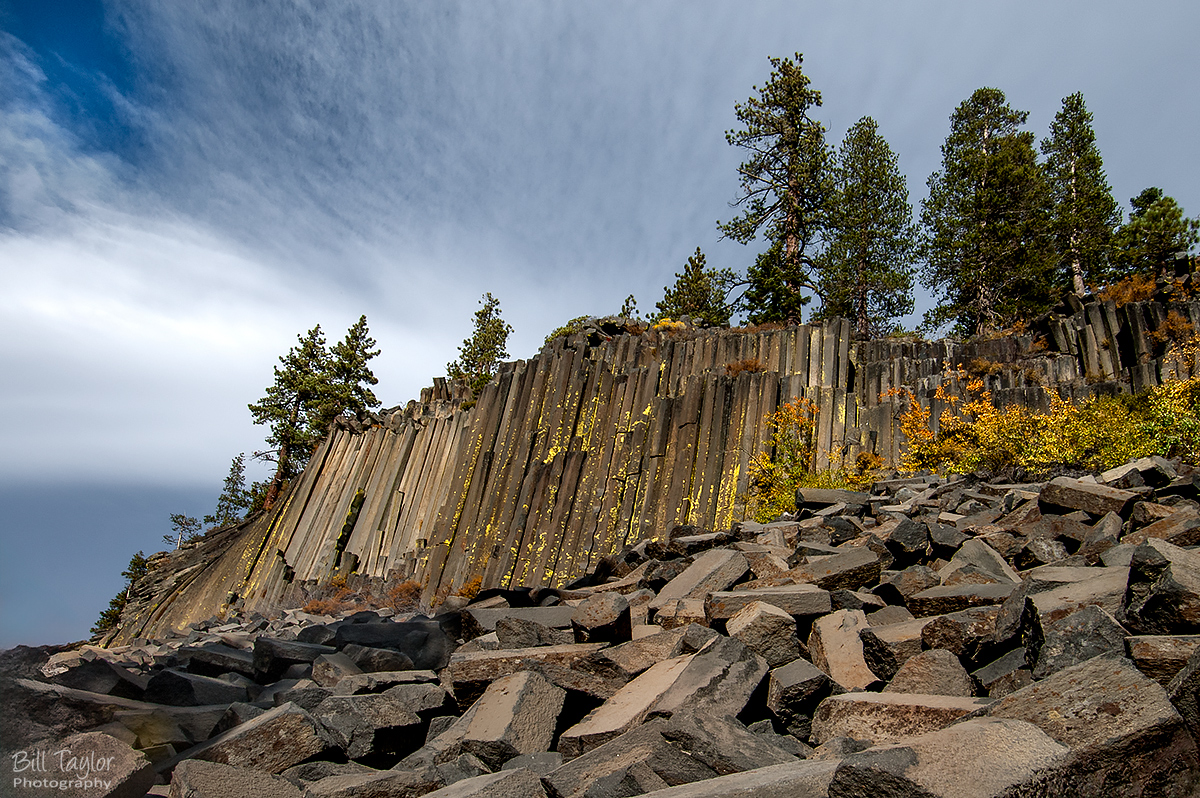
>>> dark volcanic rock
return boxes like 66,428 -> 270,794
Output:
334,620 -> 457,670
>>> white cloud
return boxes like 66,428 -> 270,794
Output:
2,0 -> 1199,487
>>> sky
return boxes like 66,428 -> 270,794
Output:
1,0 -> 1197,646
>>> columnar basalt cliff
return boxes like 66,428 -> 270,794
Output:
109,297 -> 1200,644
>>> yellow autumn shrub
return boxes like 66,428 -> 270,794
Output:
744,398 -> 879,522
897,374 -> 1200,474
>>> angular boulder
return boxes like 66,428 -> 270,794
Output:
461,670 -> 565,769
988,653 -> 1200,796
811,692 -> 990,746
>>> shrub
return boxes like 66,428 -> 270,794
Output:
455,575 -> 483,600
1098,274 -> 1156,306
726,358 -> 765,377
1149,310 -> 1195,348
966,358 -> 1003,378
894,375 -> 1200,474
544,316 -> 591,346
385,580 -> 422,612
652,318 -> 687,333
743,398 -> 880,522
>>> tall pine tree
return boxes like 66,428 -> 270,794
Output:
919,87 -> 1053,336
203,453 -> 252,529
1041,93 -> 1120,296
447,293 -> 513,396
249,325 -> 330,509
815,117 -> 916,337
721,53 -> 832,324
320,315 -> 381,430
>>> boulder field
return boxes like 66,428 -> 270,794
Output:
8,455 -> 1200,796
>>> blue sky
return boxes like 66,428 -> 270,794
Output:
1,1 -> 1198,646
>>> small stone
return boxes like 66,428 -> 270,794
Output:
1032,605 -> 1128,679
312,692 -> 423,760
341,643 -> 414,673
706,584 -> 831,620
649,549 -> 749,611
829,718 -> 1070,797
811,692 -> 990,745
185,702 -> 334,774
493,617 -> 572,649
571,592 -> 632,644
989,653 -> 1200,795
1039,476 -> 1138,517
767,657 -> 839,731
973,648 -> 1033,698
29,732 -> 156,798
311,652 -> 363,688
859,616 -> 937,682
1126,635 -> 1200,686
907,583 -> 1019,617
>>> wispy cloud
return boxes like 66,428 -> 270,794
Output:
2,0 -> 1199,487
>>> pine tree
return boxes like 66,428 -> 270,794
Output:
447,293 -> 513,396
919,88 -> 1053,336
164,513 -> 201,548
655,248 -> 736,326
249,325 -> 330,509
203,453 -> 251,529
319,315 -> 381,431
1111,188 -> 1200,279
721,53 -> 833,323
815,117 -> 916,337
91,551 -> 150,637
618,294 -> 640,320
1041,93 -> 1120,295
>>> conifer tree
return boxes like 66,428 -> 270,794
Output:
1041,93 -> 1120,295
164,514 -> 201,548
721,53 -> 833,323
655,248 -> 736,326
319,315 -> 381,430
203,453 -> 252,529
1111,188 -> 1200,279
91,551 -> 150,637
248,318 -> 382,509
919,88 -> 1053,336
815,117 -> 916,337
249,325 -> 330,509
447,293 -> 513,396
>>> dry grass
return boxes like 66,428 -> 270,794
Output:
725,358 -> 766,377
1149,310 -> 1196,347
967,358 -> 1004,378
455,575 -> 483,600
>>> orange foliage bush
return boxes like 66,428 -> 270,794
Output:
725,358 -> 766,377
455,575 -> 483,600
385,580 -> 422,612
1098,274 -> 1156,306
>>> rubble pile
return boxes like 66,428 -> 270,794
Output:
10,455 -> 1200,796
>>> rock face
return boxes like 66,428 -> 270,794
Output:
15,452 -> 1200,796
105,300 -> 1200,644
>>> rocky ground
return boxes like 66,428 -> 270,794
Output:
7,455 -> 1200,796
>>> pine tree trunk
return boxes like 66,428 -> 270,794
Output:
856,256 -> 869,337
263,397 -> 301,511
